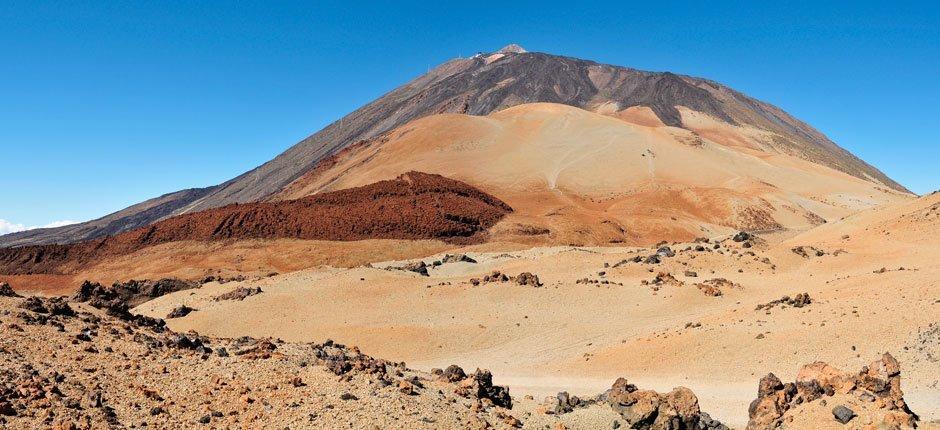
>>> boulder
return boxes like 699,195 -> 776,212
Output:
401,261 -> 429,276
213,286 -> 263,301
746,353 -> 919,429
454,369 -> 512,409
20,296 -> 75,317
166,305 -> 195,319
514,272 -> 542,287
606,378 -> 725,429
442,254 -> 477,264
832,405 -> 855,424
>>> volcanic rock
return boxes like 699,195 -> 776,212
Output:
606,378 -> 726,429
832,405 -> 855,424
454,369 -> 512,409
514,272 -> 542,287
746,353 -> 919,429
214,286 -> 263,301
0,282 -> 19,297
166,305 -> 195,319
442,254 -> 477,264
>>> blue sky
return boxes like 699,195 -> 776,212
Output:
1,2 -> 937,231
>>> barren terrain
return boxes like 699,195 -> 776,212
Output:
124,193 -> 940,428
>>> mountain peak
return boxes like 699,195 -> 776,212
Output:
497,43 -> 527,54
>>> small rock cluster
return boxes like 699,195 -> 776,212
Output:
606,378 -> 728,429
441,254 -> 477,264
399,261 -> 431,276
470,271 -> 541,287
433,365 -> 512,409
575,278 -> 623,286
692,278 -> 740,297
1,289 -> 519,429
166,305 -> 195,319
642,272 -> 684,290
754,293 -> 812,311
72,278 -> 198,308
0,282 -> 20,297
390,254 -> 480,277
542,391 -> 599,415
791,246 -> 826,258
213,286 -> 263,301
746,353 -> 919,429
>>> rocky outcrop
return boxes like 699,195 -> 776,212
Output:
746,353 -> 919,429
643,272 -> 684,290
0,282 -> 19,297
693,278 -> 741,297
474,271 -> 542,287
213,286 -> 263,301
606,378 -> 728,429
72,278 -> 198,308
1,294 -> 521,429
166,305 -> 195,319
442,254 -> 477,264
514,272 -> 542,287
791,246 -> 826,258
454,369 -> 513,409
754,293 -> 812,311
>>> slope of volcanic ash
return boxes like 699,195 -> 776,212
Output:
0,172 -> 511,275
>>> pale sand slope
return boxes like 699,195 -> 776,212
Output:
137,194 -> 939,428
3,238 -> 456,295
275,103 -> 910,245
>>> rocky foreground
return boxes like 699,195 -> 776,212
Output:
0,287 -> 518,429
0,282 -> 932,429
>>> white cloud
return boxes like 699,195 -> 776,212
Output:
0,219 -> 79,235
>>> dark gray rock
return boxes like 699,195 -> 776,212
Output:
832,405 -> 855,424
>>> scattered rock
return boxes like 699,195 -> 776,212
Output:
693,278 -> 740,297
832,405 -> 855,424
213,286 -> 263,301
72,278 -> 198,308
755,293 -> 811,311
746,353 -> 919,429
648,272 -> 683,288
20,296 -> 75,317
514,272 -> 542,287
442,254 -> 477,264
400,261 -> 429,276
454,369 -> 512,409
733,231 -> 751,242
606,378 -> 727,429
166,305 -> 195,319
0,282 -> 20,297
482,271 -> 510,283
791,246 -> 826,258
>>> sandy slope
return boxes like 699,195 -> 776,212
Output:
135,194 -> 940,428
276,103 -> 910,246
0,239 -> 456,295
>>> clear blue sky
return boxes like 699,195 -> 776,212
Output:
1,1 -> 937,230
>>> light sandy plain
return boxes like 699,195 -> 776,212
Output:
137,192 -> 940,428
